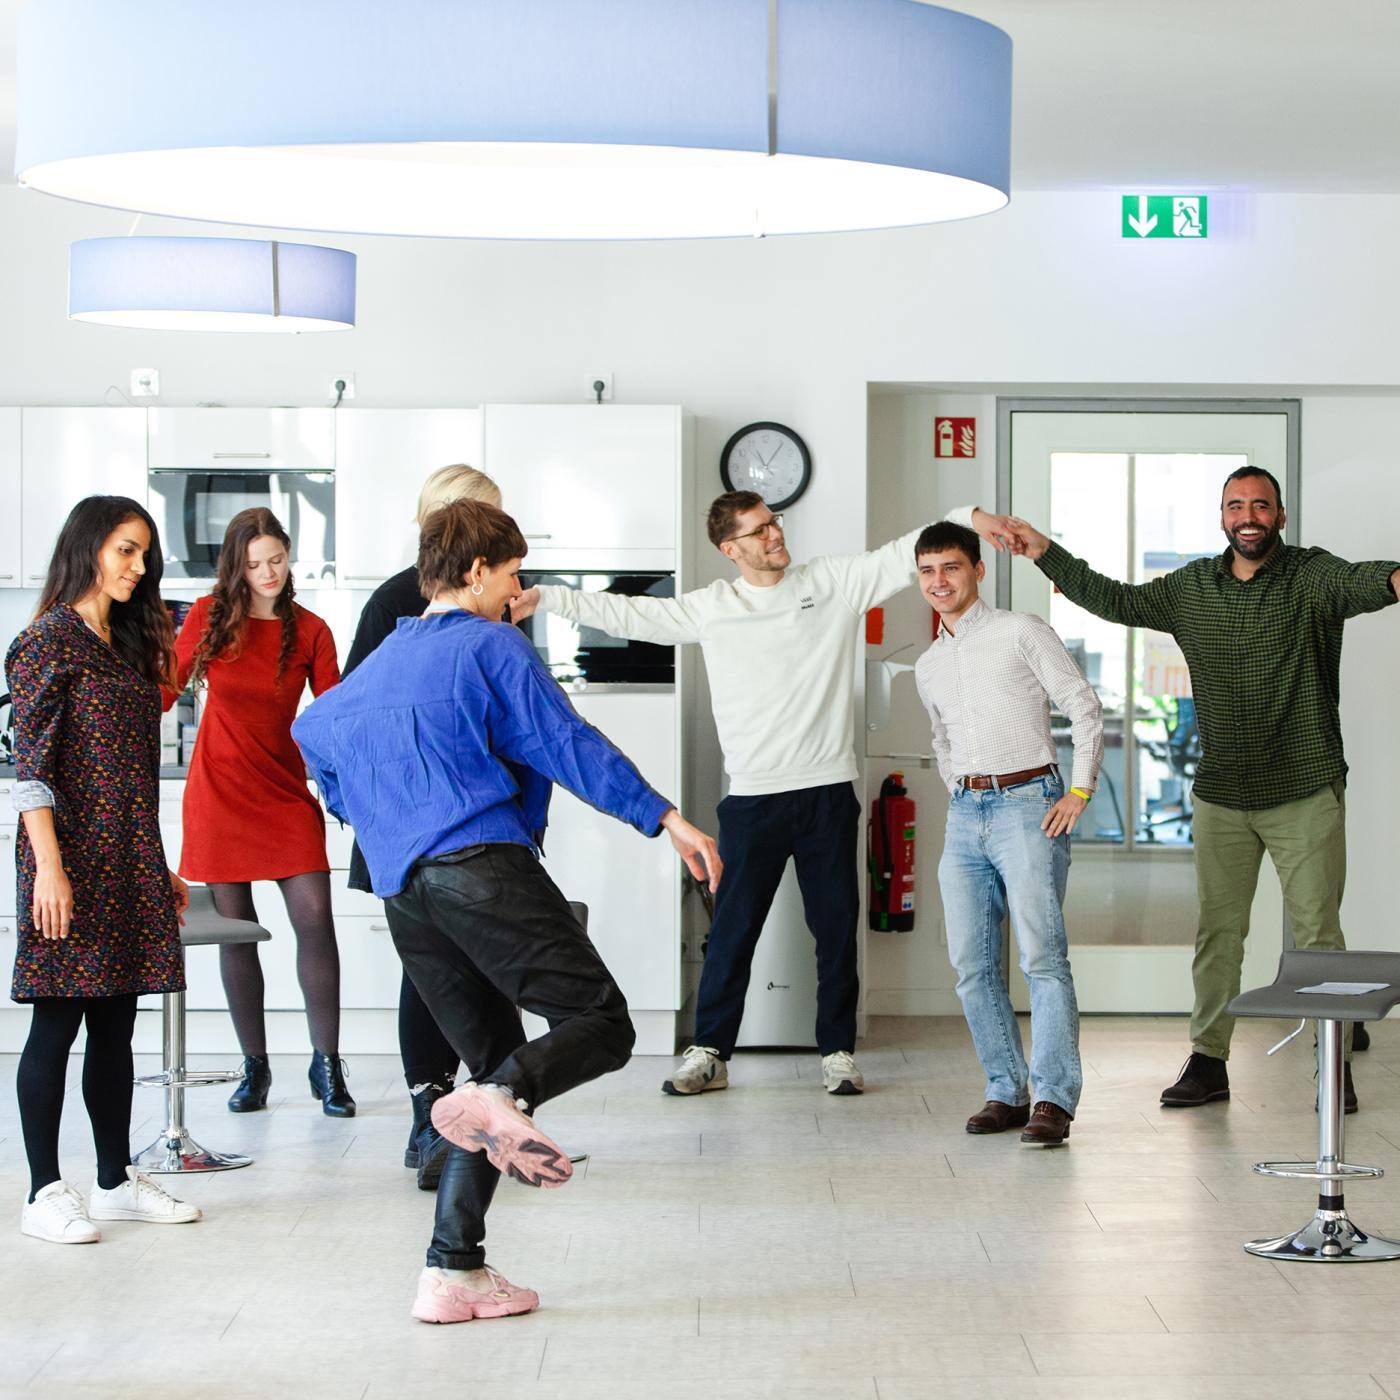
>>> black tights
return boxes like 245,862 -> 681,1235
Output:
17,994 -> 139,1200
209,873 -> 341,1056
399,971 -> 459,1089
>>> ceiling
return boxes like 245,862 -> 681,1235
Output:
0,1 -> 1396,197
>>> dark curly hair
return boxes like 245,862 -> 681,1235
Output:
36,495 -> 176,688
189,508 -> 298,691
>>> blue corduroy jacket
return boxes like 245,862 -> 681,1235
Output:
291,609 -> 672,898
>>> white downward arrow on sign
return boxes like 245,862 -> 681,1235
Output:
1127,195 -> 1158,237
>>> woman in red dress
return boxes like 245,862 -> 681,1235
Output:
171,507 -> 352,1116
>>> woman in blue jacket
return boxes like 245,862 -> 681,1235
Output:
292,499 -> 720,1325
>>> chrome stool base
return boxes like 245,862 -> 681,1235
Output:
1246,1208 -> 1400,1263
135,987 -> 255,1174
133,1129 -> 252,1174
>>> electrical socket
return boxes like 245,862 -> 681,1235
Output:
330,373 -> 356,403
589,373 -> 614,403
130,368 -> 160,399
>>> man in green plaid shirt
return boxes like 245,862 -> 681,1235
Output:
954,468 -> 1400,1111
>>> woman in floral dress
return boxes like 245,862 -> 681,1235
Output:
9,496 -> 201,1244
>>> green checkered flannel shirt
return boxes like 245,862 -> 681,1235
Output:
1037,541 -> 1399,811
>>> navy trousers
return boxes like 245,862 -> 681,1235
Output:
694,782 -> 861,1058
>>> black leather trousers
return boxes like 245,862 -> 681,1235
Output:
386,842 -> 635,1269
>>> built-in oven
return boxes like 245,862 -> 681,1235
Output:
518,571 -> 675,685
148,467 -> 336,587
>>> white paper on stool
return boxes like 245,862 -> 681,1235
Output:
1296,982 -> 1390,996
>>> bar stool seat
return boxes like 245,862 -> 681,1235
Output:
132,888 -> 272,1174
1228,948 -> 1400,1262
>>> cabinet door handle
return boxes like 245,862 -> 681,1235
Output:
0,574 -> 14,580
369,922 -> 389,932
212,451 -> 272,459
342,575 -> 386,584
523,534 -> 553,540
29,574 -> 46,581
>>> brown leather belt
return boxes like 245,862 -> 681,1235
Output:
961,764 -> 1056,791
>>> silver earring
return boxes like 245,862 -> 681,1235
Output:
470,582 -> 484,596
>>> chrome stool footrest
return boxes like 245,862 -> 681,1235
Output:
1253,1161 -> 1384,1182
135,1068 -> 243,1090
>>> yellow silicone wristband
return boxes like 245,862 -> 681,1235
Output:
1070,787 -> 1091,800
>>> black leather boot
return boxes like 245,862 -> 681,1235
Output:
227,1054 -> 272,1113
308,1051 -> 356,1118
406,1079 -> 455,1191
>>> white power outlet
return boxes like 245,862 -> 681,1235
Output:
589,373 -> 614,403
130,368 -> 160,398
330,373 -> 356,403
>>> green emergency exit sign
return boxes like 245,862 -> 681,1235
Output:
1122,194 -> 1208,239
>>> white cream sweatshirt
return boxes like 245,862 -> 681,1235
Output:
535,528 -> 926,796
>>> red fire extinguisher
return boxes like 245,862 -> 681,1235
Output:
869,772 -> 916,932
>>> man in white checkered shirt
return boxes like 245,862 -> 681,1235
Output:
914,519 -> 1103,1148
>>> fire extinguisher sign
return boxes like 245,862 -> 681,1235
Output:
934,417 -> 976,459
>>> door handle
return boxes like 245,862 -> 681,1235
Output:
523,534 -> 553,540
0,574 -> 14,580
28,574 -> 46,581
212,451 -> 272,459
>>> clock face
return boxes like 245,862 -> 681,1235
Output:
720,422 -> 811,510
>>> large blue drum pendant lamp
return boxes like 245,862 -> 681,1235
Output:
68,237 -> 357,332
17,0 -> 1012,240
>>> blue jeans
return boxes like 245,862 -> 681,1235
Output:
939,775 -> 1082,1115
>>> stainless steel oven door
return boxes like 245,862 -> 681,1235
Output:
149,468 -> 336,586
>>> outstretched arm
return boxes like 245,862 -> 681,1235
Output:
488,638 -> 722,889
513,583 -> 707,645
948,504 -> 1182,634
1308,554 -> 1400,620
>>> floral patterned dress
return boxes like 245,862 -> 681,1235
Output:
7,605 -> 183,1001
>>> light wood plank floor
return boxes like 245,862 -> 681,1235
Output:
4,1015 -> 1400,1399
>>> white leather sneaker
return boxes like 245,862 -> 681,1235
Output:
88,1167 -> 202,1225
821,1051 -> 864,1095
21,1180 -> 100,1244
661,1046 -> 728,1096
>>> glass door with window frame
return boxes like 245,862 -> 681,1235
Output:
1003,405 -> 1296,1013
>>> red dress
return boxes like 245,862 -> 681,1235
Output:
172,598 -> 340,883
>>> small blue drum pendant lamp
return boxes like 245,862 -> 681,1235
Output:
68,237 -> 357,332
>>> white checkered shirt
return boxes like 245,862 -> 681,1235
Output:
914,599 -> 1104,795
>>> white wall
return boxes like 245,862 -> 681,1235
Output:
3,184 -> 1400,1029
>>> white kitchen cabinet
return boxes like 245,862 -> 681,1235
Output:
148,408 -> 334,471
335,409 -> 483,586
483,405 -> 680,570
539,689 -> 680,1010
0,410 -> 20,588
334,914 -> 406,1008
20,408 -> 147,588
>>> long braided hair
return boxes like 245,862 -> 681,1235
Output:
188,507 -> 298,691
36,495 -> 177,688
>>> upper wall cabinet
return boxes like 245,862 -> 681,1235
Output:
335,409 -> 483,586
0,410 -> 20,589
483,405 -> 680,569
20,409 -> 147,588
148,408 -> 334,470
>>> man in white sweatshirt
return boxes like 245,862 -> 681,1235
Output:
513,491 -> 941,1097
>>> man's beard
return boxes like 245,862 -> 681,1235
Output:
1227,522 -> 1281,560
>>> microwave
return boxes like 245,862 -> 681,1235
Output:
518,571 -> 675,684
148,467 -> 336,587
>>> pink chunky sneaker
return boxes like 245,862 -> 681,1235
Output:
430,1082 -> 572,1188
412,1266 -> 540,1324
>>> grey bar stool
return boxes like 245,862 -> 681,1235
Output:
133,887 -> 272,1174
1228,948 -> 1400,1262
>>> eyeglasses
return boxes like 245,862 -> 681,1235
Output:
725,513 -> 784,544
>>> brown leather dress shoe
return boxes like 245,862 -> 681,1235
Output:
965,1101 -> 1031,1134
1020,1101 -> 1072,1147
